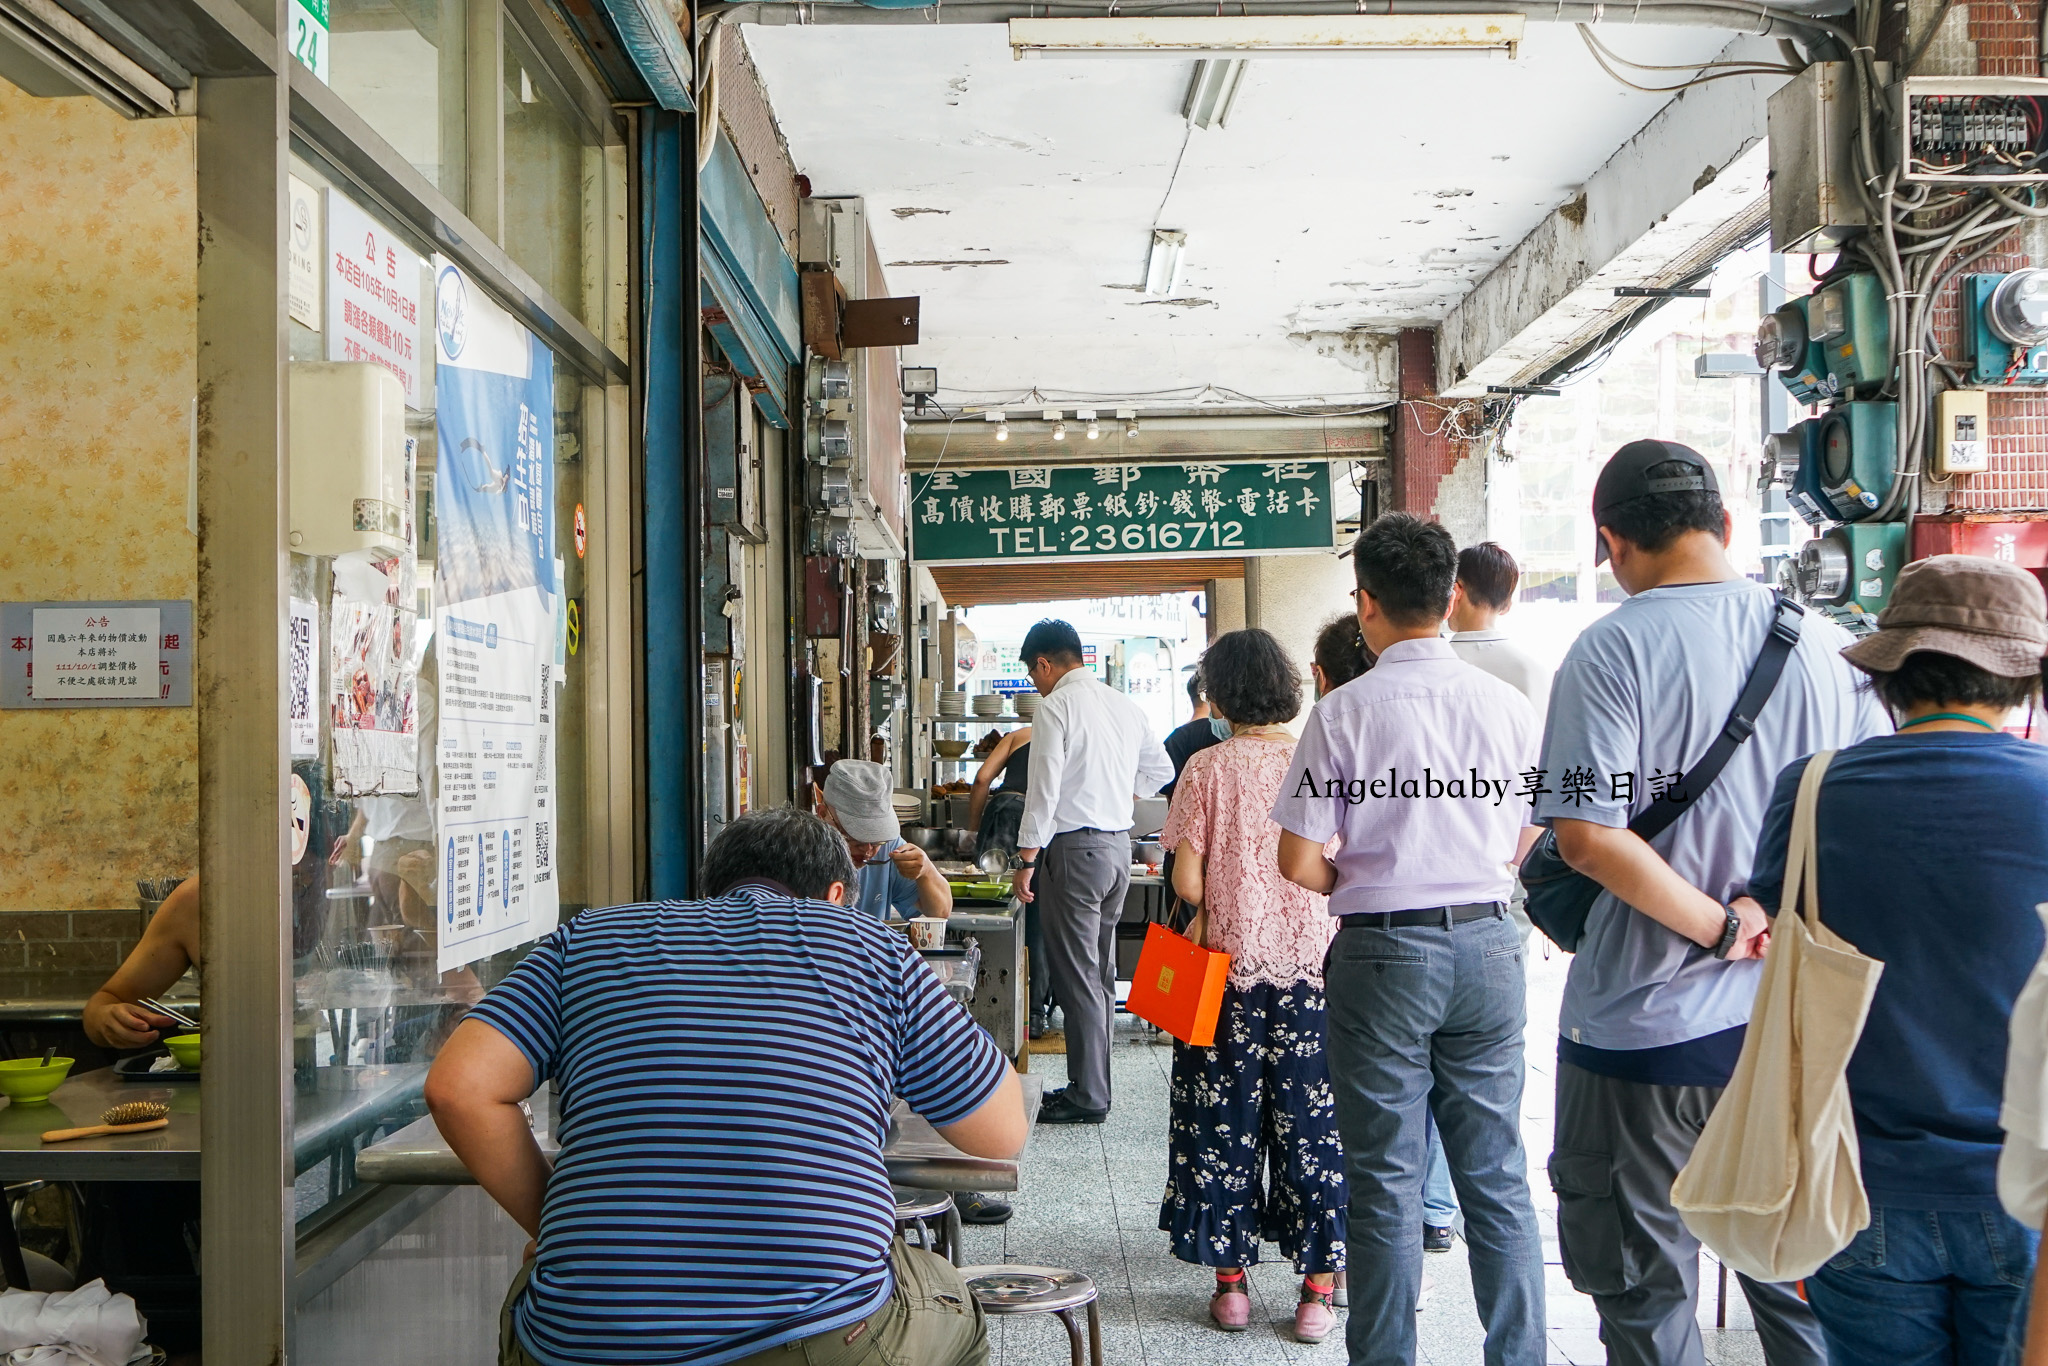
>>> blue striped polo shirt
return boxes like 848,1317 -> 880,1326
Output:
467,882 -> 1009,1366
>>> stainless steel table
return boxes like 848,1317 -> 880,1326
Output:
0,1068 -> 198,1182
356,1076 -> 1043,1192
948,899 -> 1025,1058
0,973 -> 201,1025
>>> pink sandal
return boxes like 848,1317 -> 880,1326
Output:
1210,1271 -> 1250,1332
1296,1279 -> 1337,1344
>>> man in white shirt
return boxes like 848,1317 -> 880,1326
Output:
1446,542 -> 1550,717
1013,619 -> 1173,1125
1273,514 -> 1546,1366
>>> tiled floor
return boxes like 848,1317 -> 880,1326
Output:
957,950 -> 1766,1365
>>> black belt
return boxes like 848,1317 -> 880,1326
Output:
1340,901 -> 1505,931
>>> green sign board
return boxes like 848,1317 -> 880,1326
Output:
910,460 -> 1336,565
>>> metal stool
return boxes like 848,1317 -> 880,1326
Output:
892,1186 -> 962,1267
960,1265 -> 1102,1366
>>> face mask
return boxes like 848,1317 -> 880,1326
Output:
1209,717 -> 1233,741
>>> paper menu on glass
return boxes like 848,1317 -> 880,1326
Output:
432,256 -> 560,972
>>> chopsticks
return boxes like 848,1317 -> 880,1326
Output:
138,998 -> 199,1031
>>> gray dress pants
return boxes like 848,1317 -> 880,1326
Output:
1038,828 -> 1130,1113
1550,1061 -> 1829,1366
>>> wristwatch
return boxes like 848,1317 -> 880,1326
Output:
1710,903 -> 1743,959
1018,858 -> 1038,869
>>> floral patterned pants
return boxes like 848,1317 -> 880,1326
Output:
1159,980 -> 1349,1273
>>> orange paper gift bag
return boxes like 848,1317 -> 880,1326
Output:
1126,922 -> 1231,1046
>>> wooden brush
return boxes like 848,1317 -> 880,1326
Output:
41,1101 -> 169,1144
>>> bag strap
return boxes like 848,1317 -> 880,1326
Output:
1627,591 -> 1806,844
1783,749 -> 1836,931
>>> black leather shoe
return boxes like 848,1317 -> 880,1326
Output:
955,1191 -> 1013,1224
1424,1224 -> 1453,1253
1036,1088 -> 1107,1125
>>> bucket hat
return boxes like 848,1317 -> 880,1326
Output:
820,759 -> 901,845
1840,554 -> 2048,678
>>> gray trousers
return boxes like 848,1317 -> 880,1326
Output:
1550,1060 -> 1829,1366
1038,828 -> 1130,1113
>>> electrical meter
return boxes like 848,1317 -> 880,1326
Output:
1814,401 -> 1898,521
1807,274 -> 1891,393
1765,420 -> 1835,526
1756,303 -> 1834,404
1966,271 -> 2048,383
1792,522 -> 1908,623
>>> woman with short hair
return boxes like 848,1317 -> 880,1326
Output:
1158,628 -> 1347,1344
1739,555 -> 2048,1366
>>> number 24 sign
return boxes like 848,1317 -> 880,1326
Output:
290,0 -> 330,83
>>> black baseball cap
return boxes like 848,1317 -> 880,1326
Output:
1592,440 -> 1720,564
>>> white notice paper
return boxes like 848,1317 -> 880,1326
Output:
31,607 -> 160,700
327,193 -> 423,407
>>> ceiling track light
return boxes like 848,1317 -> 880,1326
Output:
1117,407 -> 1140,439
1044,408 -> 1066,441
1078,408 -> 1100,440
1052,421 -> 1068,441
985,409 -> 1010,441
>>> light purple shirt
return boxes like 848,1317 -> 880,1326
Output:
1271,637 -> 1540,917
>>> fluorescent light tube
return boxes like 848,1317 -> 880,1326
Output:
1145,230 -> 1186,297
1011,14 -> 1524,58
1183,58 -> 1247,129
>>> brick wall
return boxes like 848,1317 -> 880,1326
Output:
1925,2 -> 2048,514
718,27 -> 802,261
1390,328 -> 1478,520
0,910 -> 138,973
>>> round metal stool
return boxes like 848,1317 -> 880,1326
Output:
959,1265 -> 1102,1366
892,1186 -> 962,1266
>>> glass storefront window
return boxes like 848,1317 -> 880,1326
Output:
283,157 -> 596,1230
502,22 -> 613,330
326,0 -> 468,210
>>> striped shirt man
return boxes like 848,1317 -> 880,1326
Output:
466,882 -> 1009,1366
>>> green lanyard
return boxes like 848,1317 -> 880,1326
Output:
1897,712 -> 2000,732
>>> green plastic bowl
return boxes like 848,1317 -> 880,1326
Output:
0,1058 -> 73,1107
162,1034 -> 202,1071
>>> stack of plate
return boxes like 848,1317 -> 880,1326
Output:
971,693 -> 1007,718
1014,693 -> 1039,720
937,691 -> 967,719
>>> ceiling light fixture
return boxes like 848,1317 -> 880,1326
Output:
985,409 -> 1010,441
1117,408 -> 1140,439
1009,14 -> 1524,60
1183,58 -> 1247,129
1045,407 -> 1066,441
1052,421 -> 1068,441
1145,230 -> 1186,297
1078,408 -> 1101,440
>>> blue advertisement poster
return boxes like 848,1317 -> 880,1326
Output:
431,257 -> 560,970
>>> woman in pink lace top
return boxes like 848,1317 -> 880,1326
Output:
1158,628 -> 1347,1345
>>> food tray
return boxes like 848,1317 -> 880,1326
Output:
950,880 -> 1011,901
115,1052 -> 198,1083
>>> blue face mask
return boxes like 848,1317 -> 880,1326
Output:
1209,717 -> 1233,741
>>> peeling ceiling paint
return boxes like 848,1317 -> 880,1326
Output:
741,22 -> 1742,408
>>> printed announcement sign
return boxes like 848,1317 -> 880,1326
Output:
326,193 -> 423,407
30,607 -> 159,699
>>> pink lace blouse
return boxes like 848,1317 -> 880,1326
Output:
1161,734 -> 1334,989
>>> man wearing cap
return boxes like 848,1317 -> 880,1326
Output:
1536,440 -> 1887,1366
817,760 -> 953,921
1739,555 -> 2048,1366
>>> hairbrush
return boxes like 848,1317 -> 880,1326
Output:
41,1101 -> 170,1144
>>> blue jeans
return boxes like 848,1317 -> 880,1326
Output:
1423,1115 -> 1458,1228
1806,1205 -> 2039,1366
1323,909 -> 1545,1366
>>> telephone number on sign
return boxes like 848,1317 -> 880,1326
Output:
984,520 -> 1249,555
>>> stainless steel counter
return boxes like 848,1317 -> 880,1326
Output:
356,1076 -> 1043,1192
0,973 -> 202,1024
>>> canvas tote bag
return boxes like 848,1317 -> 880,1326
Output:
1670,749 -> 1886,1283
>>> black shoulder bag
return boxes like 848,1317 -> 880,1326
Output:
1520,592 -> 1806,953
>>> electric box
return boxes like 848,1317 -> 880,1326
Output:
1815,401 -> 1898,521
1793,522 -> 1908,623
1965,272 -> 2048,384
1933,389 -> 1991,477
1807,274 -> 1891,393
288,362 -> 411,558
1769,63 -> 1874,253
1768,419 -> 1836,527
1894,77 -> 2048,184
1756,300 -> 1836,404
